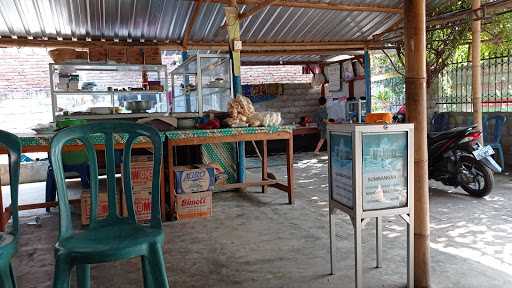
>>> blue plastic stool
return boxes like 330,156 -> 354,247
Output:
45,163 -> 90,211
431,112 -> 449,132
483,114 -> 507,170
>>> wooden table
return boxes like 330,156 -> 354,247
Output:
293,126 -> 319,136
1,127 -> 295,224
165,126 -> 295,220
0,132 -> 166,230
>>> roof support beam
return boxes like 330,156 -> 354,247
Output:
208,0 -> 402,14
0,37 -> 388,52
238,0 -> 279,20
182,0 -> 202,50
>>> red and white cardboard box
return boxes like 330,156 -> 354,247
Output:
176,191 -> 212,220
121,155 -> 155,222
122,191 -> 152,223
81,191 -> 121,225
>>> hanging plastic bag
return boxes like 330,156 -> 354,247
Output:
342,61 -> 355,81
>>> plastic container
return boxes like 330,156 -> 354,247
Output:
365,113 -> 393,124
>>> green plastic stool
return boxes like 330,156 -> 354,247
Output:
0,130 -> 21,288
50,121 -> 169,288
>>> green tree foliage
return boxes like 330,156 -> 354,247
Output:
481,12 -> 512,56
389,1 -> 512,86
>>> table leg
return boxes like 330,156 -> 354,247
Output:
0,184 -> 4,232
160,158 -> 166,221
237,141 -> 246,191
376,216 -> 383,268
286,135 -> 294,204
261,140 -> 268,193
354,217 -> 363,288
167,142 -> 175,220
329,202 -> 336,275
406,213 -> 414,288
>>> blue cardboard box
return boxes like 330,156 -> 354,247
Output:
174,165 -> 216,194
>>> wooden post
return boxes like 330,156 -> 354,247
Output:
224,2 -> 246,185
224,4 -> 242,97
472,0 -> 483,142
404,1 -> 430,287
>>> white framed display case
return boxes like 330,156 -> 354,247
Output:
170,54 -> 233,117
49,63 -> 169,121
327,123 -> 414,288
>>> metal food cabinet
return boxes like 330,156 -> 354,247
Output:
327,123 -> 414,288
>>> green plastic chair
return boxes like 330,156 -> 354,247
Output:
50,121 -> 169,288
0,130 -> 21,288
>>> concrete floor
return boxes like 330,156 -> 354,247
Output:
5,152 -> 512,287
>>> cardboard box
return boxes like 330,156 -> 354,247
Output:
208,162 -> 228,187
89,47 -> 107,63
81,191 -> 122,225
121,155 -> 154,222
122,191 -> 152,223
127,47 -> 145,64
176,191 -> 212,220
127,155 -> 154,190
81,191 -> 109,225
174,165 -> 215,194
108,47 -> 127,63
80,178 -> 122,225
144,47 -> 161,64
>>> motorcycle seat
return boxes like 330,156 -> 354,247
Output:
429,127 -> 472,142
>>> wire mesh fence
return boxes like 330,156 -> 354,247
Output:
435,51 -> 512,112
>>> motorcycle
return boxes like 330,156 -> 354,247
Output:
394,107 -> 501,197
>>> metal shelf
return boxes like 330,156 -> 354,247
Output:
56,112 -> 168,120
49,63 -> 169,122
53,90 -> 166,95
51,63 -> 166,72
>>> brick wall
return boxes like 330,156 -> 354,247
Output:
253,83 -> 321,124
0,48 -> 311,132
240,65 -> 312,84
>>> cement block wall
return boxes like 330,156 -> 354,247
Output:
439,112 -> 511,169
253,83 -> 321,124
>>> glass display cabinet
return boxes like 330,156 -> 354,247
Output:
170,54 -> 233,117
49,63 -> 169,121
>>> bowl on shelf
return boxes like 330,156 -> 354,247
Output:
177,118 -> 196,129
88,107 -> 114,115
125,100 -> 152,113
56,119 -> 87,129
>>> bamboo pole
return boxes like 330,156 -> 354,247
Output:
0,38 -> 383,52
472,0 -> 483,143
404,1 -> 430,287
224,2 -> 242,97
207,0 -> 403,14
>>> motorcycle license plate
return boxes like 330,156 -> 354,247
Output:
473,145 -> 495,160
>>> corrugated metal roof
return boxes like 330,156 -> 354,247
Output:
0,0 -> 444,43
0,0 -> 450,64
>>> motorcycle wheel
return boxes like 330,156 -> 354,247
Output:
459,154 -> 494,197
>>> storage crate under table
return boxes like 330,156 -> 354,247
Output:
165,126 -> 295,219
